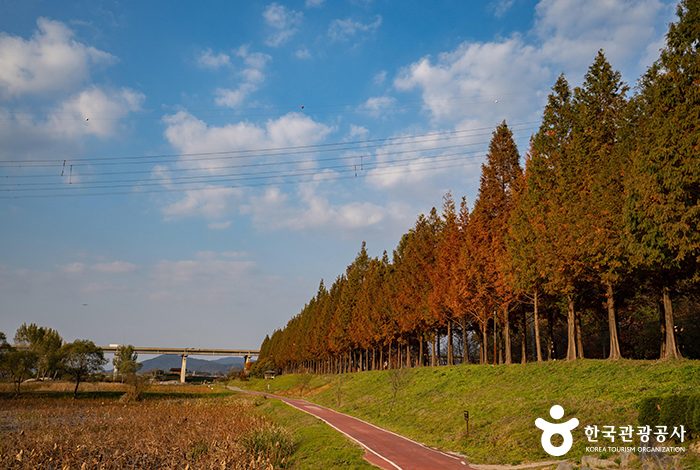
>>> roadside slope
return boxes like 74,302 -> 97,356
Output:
234,359 -> 700,465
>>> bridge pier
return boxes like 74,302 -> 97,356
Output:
180,354 -> 188,383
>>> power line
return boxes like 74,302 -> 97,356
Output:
0,158 -> 484,200
0,121 -> 538,167
0,136 -> 516,186
2,150 -> 484,192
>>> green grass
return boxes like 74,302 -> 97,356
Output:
238,392 -> 377,469
233,359 -> 700,466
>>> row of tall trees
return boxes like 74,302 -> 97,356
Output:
254,1 -> 699,375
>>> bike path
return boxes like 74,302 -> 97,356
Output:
228,387 -> 476,470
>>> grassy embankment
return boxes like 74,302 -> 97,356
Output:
0,382 -> 375,469
233,359 -> 700,466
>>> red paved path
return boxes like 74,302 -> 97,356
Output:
230,387 -> 477,470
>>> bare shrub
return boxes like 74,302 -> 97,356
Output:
389,367 -> 412,413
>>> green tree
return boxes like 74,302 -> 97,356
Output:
391,208 -> 442,367
569,51 -> 629,360
625,0 -> 700,360
3,349 -> 38,395
113,344 -> 143,377
527,74 -> 587,362
505,144 -> 547,362
13,323 -> 63,379
60,339 -> 107,398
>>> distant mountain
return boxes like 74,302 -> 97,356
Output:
107,355 -> 244,375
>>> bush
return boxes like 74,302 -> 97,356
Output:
638,396 -> 662,427
686,395 -> 700,434
639,393 -> 700,437
120,373 -> 147,402
239,422 -> 296,468
695,396 -> 700,435
659,394 -> 690,428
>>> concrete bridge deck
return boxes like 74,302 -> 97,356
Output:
13,344 -> 260,383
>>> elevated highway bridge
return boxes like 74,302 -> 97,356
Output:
104,346 -> 260,383
14,344 -> 260,383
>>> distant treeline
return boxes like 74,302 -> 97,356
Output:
253,1 -> 699,376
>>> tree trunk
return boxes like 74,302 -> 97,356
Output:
431,335 -> 436,367
498,330 -> 503,364
534,290 -> 543,362
606,282 -> 622,360
566,294 -> 576,361
662,285 -> 682,360
482,322 -> 488,365
388,342 -> 393,369
493,317 -> 498,365
447,320 -> 454,366
73,377 -> 81,398
418,335 -> 424,367
463,316 -> 469,364
504,306 -> 512,364
406,338 -> 411,368
436,331 -> 441,366
521,307 -> 527,364
575,309 -> 584,359
547,308 -> 555,360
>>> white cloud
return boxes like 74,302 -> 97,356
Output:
151,258 -> 257,285
208,220 -> 232,230
240,179 -> 413,234
90,261 -> 139,274
160,111 -> 333,218
163,111 -> 333,160
348,124 -> 369,139
197,48 -> 231,69
373,70 -> 387,86
0,85 -> 143,161
328,15 -> 382,42
363,96 -> 397,118
242,186 -> 380,231
263,3 -> 303,47
392,0 -> 672,127
59,261 -> 139,275
47,86 -> 144,138
489,0 -> 516,18
0,18 -> 116,98
305,0 -> 325,7
295,48 -> 312,60
61,262 -> 87,274
161,186 -> 244,219
534,0 -> 672,77
215,85 -> 255,108
213,46 -> 271,108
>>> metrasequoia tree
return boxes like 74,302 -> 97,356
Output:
625,0 -> 699,360
569,51 -> 629,360
470,121 -> 523,364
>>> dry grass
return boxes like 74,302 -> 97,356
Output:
0,381 -> 130,394
0,396 -> 295,469
0,381 -> 218,395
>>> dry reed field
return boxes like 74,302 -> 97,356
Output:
0,395 -> 295,469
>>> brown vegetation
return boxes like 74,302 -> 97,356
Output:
0,396 -> 295,469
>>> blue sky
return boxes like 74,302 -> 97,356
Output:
0,0 -> 677,353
